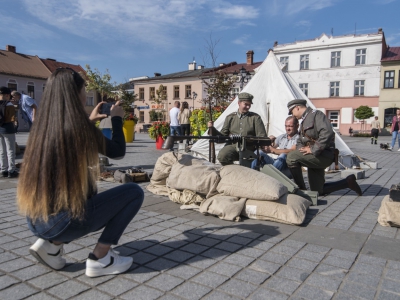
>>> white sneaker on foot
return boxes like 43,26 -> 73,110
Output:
85,249 -> 133,277
397,149 -> 400,152
29,238 -> 66,270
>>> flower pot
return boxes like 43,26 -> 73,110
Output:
123,120 -> 135,143
156,135 -> 164,149
101,128 -> 112,140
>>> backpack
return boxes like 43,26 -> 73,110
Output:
0,100 -> 9,126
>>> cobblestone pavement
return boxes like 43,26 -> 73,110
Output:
1,133 -> 400,299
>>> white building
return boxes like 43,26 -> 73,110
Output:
273,29 -> 387,135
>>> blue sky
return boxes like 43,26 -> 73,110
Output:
1,0 -> 399,84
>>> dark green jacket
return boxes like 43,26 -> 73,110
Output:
297,107 -> 335,157
217,110 -> 267,138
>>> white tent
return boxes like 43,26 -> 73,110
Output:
191,50 -> 354,165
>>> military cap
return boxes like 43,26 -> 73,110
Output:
0,86 -> 11,95
287,99 -> 307,115
238,92 -> 253,103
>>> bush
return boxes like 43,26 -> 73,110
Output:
353,132 -> 371,137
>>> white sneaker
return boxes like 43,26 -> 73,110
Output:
397,149 -> 400,152
388,147 -> 392,150
85,249 -> 133,277
29,238 -> 66,270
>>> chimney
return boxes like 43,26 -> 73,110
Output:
197,65 -> 204,69
188,61 -> 196,70
246,50 -> 254,65
219,63 -> 225,67
154,72 -> 161,77
6,45 -> 16,53
273,41 -> 278,47
378,28 -> 383,34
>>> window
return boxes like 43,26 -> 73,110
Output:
280,56 -> 289,70
149,87 -> 155,99
330,81 -> 340,97
85,96 -> 94,106
384,71 -> 395,88
7,79 -> 17,91
185,85 -> 191,98
356,49 -> 366,65
299,83 -> 308,96
331,51 -> 341,67
162,86 -> 167,99
27,82 -> 35,99
174,85 -> 180,99
230,87 -> 239,97
139,111 -> 144,123
300,54 -> 309,70
354,80 -> 365,96
139,88 -> 144,100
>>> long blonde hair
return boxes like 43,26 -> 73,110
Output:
17,69 -> 105,222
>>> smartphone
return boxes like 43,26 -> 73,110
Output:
101,103 -> 113,116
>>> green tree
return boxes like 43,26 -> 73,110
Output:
354,105 -> 374,131
84,65 -> 115,102
116,82 -> 137,121
202,70 -> 235,108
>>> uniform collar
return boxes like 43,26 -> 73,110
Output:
237,110 -> 249,119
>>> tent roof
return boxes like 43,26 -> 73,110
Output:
191,50 -> 354,160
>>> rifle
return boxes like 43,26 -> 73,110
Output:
162,135 -> 271,169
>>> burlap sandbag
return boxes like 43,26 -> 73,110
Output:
241,193 -> 310,225
378,195 -> 400,227
200,194 -> 247,222
217,165 -> 287,201
146,152 -> 183,196
150,152 -> 184,185
168,188 -> 205,205
167,155 -> 221,198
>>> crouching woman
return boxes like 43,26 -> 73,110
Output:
17,68 -> 144,277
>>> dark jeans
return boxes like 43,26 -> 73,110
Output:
180,124 -> 190,136
27,183 -> 144,245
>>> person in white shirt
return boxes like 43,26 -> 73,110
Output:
169,101 -> 181,151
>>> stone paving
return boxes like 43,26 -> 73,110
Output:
1,133 -> 400,299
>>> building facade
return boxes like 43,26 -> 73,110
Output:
133,50 -> 261,132
379,47 -> 400,129
274,29 -> 387,135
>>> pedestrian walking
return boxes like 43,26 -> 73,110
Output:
370,116 -> 381,145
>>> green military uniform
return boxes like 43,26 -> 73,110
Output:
217,110 -> 267,165
286,105 -> 335,194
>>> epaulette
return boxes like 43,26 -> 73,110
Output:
227,112 -> 237,117
247,111 -> 260,117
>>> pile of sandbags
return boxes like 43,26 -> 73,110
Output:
378,195 -> 400,227
146,153 -> 310,225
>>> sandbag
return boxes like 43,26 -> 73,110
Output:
378,195 -> 400,227
200,194 -> 246,222
150,152 -> 183,186
241,193 -> 310,225
168,188 -> 205,205
167,155 -> 221,198
217,165 -> 287,201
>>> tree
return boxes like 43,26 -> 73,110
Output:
116,82 -> 137,121
354,105 -> 374,131
202,71 -> 235,108
84,65 -> 115,102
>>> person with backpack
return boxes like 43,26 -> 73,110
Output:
0,86 -> 18,178
11,91 -> 37,130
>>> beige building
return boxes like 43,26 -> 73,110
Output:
379,46 -> 400,132
132,50 -> 261,132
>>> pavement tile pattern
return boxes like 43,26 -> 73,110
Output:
0,133 -> 400,299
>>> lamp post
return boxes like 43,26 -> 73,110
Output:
191,91 -> 197,111
233,66 -> 252,91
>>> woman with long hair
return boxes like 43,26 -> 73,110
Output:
17,68 -> 144,277
178,101 -> 191,136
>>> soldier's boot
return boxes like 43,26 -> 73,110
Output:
322,174 -> 362,196
371,138 -> 373,144
374,140 -> 377,145
288,166 -> 307,190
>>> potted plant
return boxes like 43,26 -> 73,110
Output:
118,83 -> 138,142
148,121 -> 170,149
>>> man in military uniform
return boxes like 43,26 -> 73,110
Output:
208,92 -> 267,166
286,99 -> 362,196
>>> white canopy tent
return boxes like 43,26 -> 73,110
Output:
191,50 -> 354,166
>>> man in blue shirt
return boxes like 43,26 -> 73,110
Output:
11,91 -> 37,130
251,116 -> 299,172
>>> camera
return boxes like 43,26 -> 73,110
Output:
101,103 -> 113,116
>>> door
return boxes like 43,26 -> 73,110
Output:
328,111 -> 340,129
